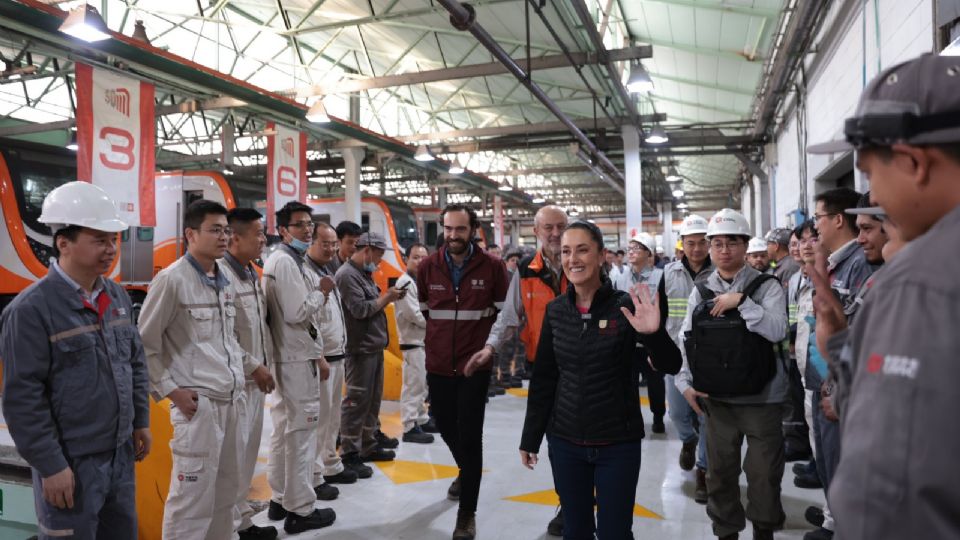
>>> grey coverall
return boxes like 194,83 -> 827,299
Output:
0,263 -> 149,539
826,205 -> 960,539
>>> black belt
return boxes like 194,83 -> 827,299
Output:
400,344 -> 423,351
326,354 -> 346,362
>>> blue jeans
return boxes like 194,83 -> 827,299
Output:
812,390 -> 840,491
666,374 -> 707,469
547,434 -> 642,540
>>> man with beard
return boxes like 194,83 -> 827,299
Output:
418,204 -> 509,540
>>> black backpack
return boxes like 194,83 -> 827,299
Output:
683,274 -> 780,397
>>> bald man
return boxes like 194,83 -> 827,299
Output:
468,205 -> 569,536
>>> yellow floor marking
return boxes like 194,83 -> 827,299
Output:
375,459 -> 461,484
379,410 -> 404,439
505,489 -> 662,519
507,388 -> 528,397
640,396 -> 650,407
247,472 -> 272,500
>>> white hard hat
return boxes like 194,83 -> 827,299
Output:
706,208 -> 751,239
39,181 -> 128,233
629,232 -> 656,254
679,214 -> 708,236
747,237 -> 768,254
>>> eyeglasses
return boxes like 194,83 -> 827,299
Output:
200,227 -> 233,237
626,246 -> 645,253
710,240 -> 744,251
288,220 -> 316,230
813,212 -> 838,221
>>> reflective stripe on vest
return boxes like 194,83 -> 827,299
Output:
788,303 -> 799,325
667,298 -> 688,318
428,307 -> 498,320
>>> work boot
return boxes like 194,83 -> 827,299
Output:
238,524 -> 278,540
403,425 -> 435,444
679,438 -> 697,471
785,446 -> 812,462
341,452 -> 374,479
546,506 -> 563,536
283,508 -> 336,534
752,524 -> 774,540
803,527 -> 834,540
313,482 -> 339,501
695,467 -> 708,504
452,510 -> 476,540
793,459 -> 815,476
652,415 -> 666,434
375,429 -> 399,449
421,418 -> 440,433
794,470 -> 823,489
718,534 -> 738,540
267,500 -> 287,521
805,506 -> 825,528
361,448 -> 396,462
323,468 -> 359,484
447,475 -> 462,501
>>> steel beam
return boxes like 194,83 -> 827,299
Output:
279,45 -> 651,98
393,113 -> 665,143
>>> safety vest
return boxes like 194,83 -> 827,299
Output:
519,250 -> 567,361
663,257 -> 713,347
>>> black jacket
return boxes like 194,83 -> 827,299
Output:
520,280 -> 681,453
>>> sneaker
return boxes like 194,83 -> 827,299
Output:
403,425 -> 435,444
420,418 -> 440,433
375,430 -> 399,449
361,448 -> 396,462
752,524 -> 774,540
238,524 -> 278,540
652,416 -> 666,434
341,452 -> 374,479
283,508 -> 336,534
313,483 -> 339,501
452,510 -> 476,540
546,506 -> 563,536
447,475 -> 461,501
803,527 -> 834,540
679,438 -> 698,471
694,467 -> 708,504
323,469 -> 359,484
794,471 -> 823,489
805,506 -> 825,528
267,500 -> 287,521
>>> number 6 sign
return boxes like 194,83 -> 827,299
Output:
266,123 -> 307,234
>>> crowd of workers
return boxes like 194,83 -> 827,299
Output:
1,52 -> 958,540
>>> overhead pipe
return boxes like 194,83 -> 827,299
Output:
568,0 -> 642,129
437,0 -> 625,195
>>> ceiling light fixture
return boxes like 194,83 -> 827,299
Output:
666,165 -> 682,182
131,19 -> 151,44
448,154 -> 464,174
672,189 -> 685,198
65,130 -> 78,151
645,125 -> 668,144
414,145 -> 435,162
59,4 -> 111,42
306,98 -> 331,123
677,202 -> 689,209
532,197 -> 546,204
626,62 -> 654,93
498,179 -> 513,192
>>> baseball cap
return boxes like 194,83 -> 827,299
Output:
356,232 -> 388,250
763,228 -> 792,246
808,54 -> 960,154
845,190 -> 887,219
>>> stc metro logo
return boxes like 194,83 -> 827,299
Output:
281,137 -> 295,158
104,88 -> 130,117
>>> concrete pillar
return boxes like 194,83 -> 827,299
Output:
493,195 -> 504,246
342,147 -> 364,225
662,203 -> 673,258
438,187 -> 448,209
622,125 -> 642,237
510,209 -> 520,247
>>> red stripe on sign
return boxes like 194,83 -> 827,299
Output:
75,63 -> 94,183
266,122 -> 276,234
139,80 -> 156,226
299,131 -> 307,203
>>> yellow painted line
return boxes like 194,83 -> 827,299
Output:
375,459 -> 461,484
506,388 -> 528,397
504,489 -> 662,519
247,472 -> 272,500
640,396 -> 650,407
379,410 -> 403,439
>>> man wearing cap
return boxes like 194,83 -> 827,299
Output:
0,182 -> 149,539
614,232 -> 668,433
747,237 -> 772,273
802,53 -> 960,539
661,214 -> 714,503
335,231 -> 406,474
766,228 -> 801,286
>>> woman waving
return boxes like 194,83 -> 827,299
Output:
520,221 -> 682,539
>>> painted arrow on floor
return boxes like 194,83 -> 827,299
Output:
504,489 -> 663,519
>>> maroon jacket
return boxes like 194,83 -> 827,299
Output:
417,245 -> 509,376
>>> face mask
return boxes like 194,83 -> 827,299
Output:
363,261 -> 378,273
289,237 -> 310,254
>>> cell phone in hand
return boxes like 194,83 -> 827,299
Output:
398,282 -> 410,291
388,277 -> 398,288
